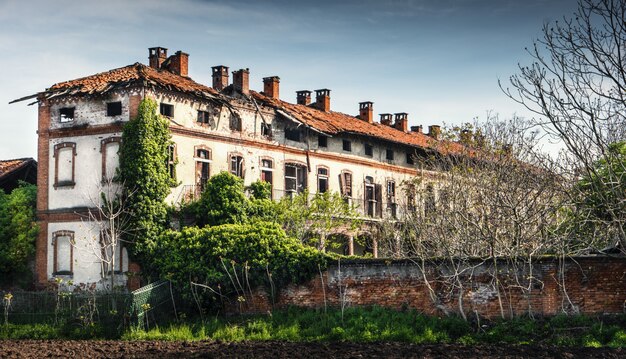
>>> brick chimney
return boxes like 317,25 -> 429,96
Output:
263,76 -> 280,99
380,113 -> 393,126
359,102 -> 373,123
296,90 -> 312,105
165,51 -> 189,77
428,125 -> 441,140
148,47 -> 168,69
314,89 -> 331,112
410,125 -> 423,134
394,113 -> 408,132
212,66 -> 229,91
233,68 -> 250,95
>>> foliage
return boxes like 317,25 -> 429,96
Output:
0,182 -> 37,283
150,222 -> 329,309
196,172 -> 249,227
118,98 -> 174,259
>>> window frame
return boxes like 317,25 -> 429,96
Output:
194,145 -> 212,192
261,122 -> 272,138
160,103 -> 174,118
197,110 -> 212,126
229,153 -> 245,179
284,162 -> 307,196
317,166 -> 329,193
53,142 -> 77,188
52,230 -> 74,276
167,144 -> 177,183
342,139 -> 352,152
285,127 -> 302,142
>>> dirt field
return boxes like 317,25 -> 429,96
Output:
0,340 -> 624,358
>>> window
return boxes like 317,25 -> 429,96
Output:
53,230 -> 74,275
261,158 -> 274,199
230,114 -> 242,131
339,171 -> 353,199
406,152 -> 415,165
387,180 -> 397,218
318,135 -> 328,148
195,146 -> 212,192
261,122 -> 272,138
197,110 -> 211,125
54,142 -> 76,188
386,149 -> 394,161
342,139 -> 352,152
364,176 -> 382,218
59,107 -> 75,123
406,184 -> 417,212
230,154 -> 245,179
425,184 -> 436,216
317,167 -> 329,193
100,137 -> 121,181
106,102 -> 122,117
167,144 -> 177,181
285,163 -> 307,196
101,236 -> 128,274
364,144 -> 373,157
285,127 -> 301,142
160,103 -> 174,117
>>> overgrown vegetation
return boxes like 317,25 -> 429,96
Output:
0,182 -> 37,287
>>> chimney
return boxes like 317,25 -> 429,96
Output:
148,47 -> 168,69
314,89 -> 331,112
359,102 -> 373,123
296,90 -> 312,105
263,76 -> 280,99
428,125 -> 441,140
233,68 -> 250,95
394,113 -> 408,132
380,113 -> 393,126
212,65 -> 229,91
165,51 -> 189,77
410,125 -> 423,134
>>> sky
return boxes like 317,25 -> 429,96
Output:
0,0 -> 579,159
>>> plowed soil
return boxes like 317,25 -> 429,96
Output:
0,340 -> 623,358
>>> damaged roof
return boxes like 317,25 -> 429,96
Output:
11,62 -> 469,155
10,63 -> 220,105
0,158 -> 37,193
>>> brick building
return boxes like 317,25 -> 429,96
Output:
13,47 -> 464,288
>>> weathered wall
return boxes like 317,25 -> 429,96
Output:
238,257 -> 626,318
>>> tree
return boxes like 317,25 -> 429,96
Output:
196,172 -> 249,227
0,182 -> 37,285
118,98 -> 174,259
503,0 -> 626,251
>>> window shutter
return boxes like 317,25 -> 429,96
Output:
375,184 -> 383,217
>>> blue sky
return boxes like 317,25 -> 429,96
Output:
0,0 -> 578,159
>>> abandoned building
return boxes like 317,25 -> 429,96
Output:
12,47 -> 466,288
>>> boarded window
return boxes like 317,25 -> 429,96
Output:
53,231 -> 74,275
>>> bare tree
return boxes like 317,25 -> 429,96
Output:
502,0 -> 626,251
80,177 -> 135,292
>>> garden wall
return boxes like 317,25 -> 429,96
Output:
240,256 -> 626,318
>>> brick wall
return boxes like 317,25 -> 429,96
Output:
237,257 -> 626,318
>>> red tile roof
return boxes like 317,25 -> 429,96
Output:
0,158 -> 34,178
13,62 -> 470,155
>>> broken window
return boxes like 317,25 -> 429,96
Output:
195,147 -> 212,193
53,231 -> 74,275
230,154 -> 244,179
424,184 -> 436,216
386,149 -> 394,161
317,167 -> 329,193
343,139 -> 352,152
318,135 -> 328,148
54,142 -> 76,188
339,171 -> 353,200
167,144 -> 177,182
197,110 -> 212,125
261,122 -> 272,138
406,152 -> 415,165
106,102 -> 122,117
160,103 -> 174,117
364,176 -> 382,218
59,107 -> 75,123
285,127 -> 301,142
285,163 -> 307,196
364,144 -> 373,157
261,158 -> 274,199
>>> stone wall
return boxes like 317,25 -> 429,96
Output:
239,256 -> 626,318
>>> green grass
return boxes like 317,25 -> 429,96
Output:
3,307 -> 625,347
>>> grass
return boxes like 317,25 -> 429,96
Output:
2,306 -> 625,347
